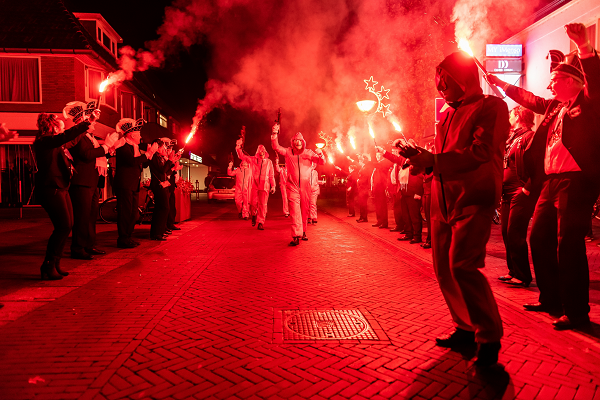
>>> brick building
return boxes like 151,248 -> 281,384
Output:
0,0 -> 181,207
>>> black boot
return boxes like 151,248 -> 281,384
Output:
475,342 -> 501,367
40,259 -> 63,281
252,215 -> 257,226
289,237 -> 300,246
54,257 -> 69,276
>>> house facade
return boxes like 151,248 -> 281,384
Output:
0,0 -> 181,207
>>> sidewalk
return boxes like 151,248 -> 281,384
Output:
0,196 -> 599,399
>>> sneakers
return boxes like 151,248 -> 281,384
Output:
301,232 -> 308,241
435,328 -> 475,348
289,237 -> 300,246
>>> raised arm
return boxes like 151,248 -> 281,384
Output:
227,161 -> 236,176
270,124 -> 287,156
38,121 -> 91,149
235,140 -> 253,164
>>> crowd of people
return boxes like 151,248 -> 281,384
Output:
33,101 -> 183,280
226,126 -> 325,245
24,22 -> 597,370
330,23 -> 597,368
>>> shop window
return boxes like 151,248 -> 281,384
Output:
0,57 -> 41,103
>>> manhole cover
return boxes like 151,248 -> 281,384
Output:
282,309 -> 379,340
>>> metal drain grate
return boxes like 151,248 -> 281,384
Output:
282,309 -> 379,340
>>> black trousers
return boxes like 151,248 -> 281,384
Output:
69,185 -> 95,252
39,187 -> 73,260
530,173 -> 599,319
90,188 -> 99,247
500,190 -> 537,284
373,187 -> 388,226
167,189 -> 176,228
401,194 -> 422,239
151,185 -> 169,238
116,188 -> 139,242
346,191 -> 355,216
357,188 -> 369,221
423,193 -> 431,242
393,192 -> 405,230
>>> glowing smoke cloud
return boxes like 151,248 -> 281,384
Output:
116,0 -> 542,149
452,0 -> 541,55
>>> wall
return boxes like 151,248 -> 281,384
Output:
501,0 -> 600,110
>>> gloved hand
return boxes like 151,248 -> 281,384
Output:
487,74 -> 504,87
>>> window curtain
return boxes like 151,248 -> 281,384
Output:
121,92 -> 134,119
0,58 -> 40,102
88,69 -> 102,101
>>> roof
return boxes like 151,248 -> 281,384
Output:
73,13 -> 123,43
0,0 -> 93,52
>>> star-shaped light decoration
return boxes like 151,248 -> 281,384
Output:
318,131 -> 334,149
364,76 -> 378,91
362,76 -> 392,117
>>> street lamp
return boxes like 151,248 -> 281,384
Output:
356,100 -> 376,113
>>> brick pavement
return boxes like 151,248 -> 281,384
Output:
0,196 -> 599,399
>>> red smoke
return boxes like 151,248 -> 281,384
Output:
118,0 -> 541,152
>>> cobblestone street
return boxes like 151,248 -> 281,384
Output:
1,196 -> 600,399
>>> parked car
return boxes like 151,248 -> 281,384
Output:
207,176 -> 235,202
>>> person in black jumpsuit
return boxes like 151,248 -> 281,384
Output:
34,113 -> 94,280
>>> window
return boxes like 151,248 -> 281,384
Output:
97,27 -> 101,40
121,92 -> 135,119
88,69 -> 102,101
159,113 -> 168,128
103,32 -> 111,51
143,103 -> 156,123
104,84 -> 116,108
0,57 -> 41,103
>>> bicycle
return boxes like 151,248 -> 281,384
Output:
100,188 -> 155,224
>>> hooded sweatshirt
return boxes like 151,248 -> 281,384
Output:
271,132 -> 325,191
432,51 -> 510,220
236,144 -> 275,191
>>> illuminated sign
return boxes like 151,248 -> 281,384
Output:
485,59 -> 523,73
189,152 -> 203,163
486,44 -> 522,57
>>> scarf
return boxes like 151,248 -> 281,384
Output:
125,137 -> 141,157
87,133 -> 108,176
398,164 -> 410,190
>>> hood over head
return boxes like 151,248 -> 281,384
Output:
291,132 -> 306,153
255,144 -> 269,158
436,51 -> 482,106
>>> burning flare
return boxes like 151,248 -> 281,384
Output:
336,141 -> 343,153
328,154 -> 334,164
349,136 -> 356,150
99,79 -> 109,93
392,121 -> 401,132
368,122 -> 375,139
458,38 -> 474,57
185,126 -> 197,144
